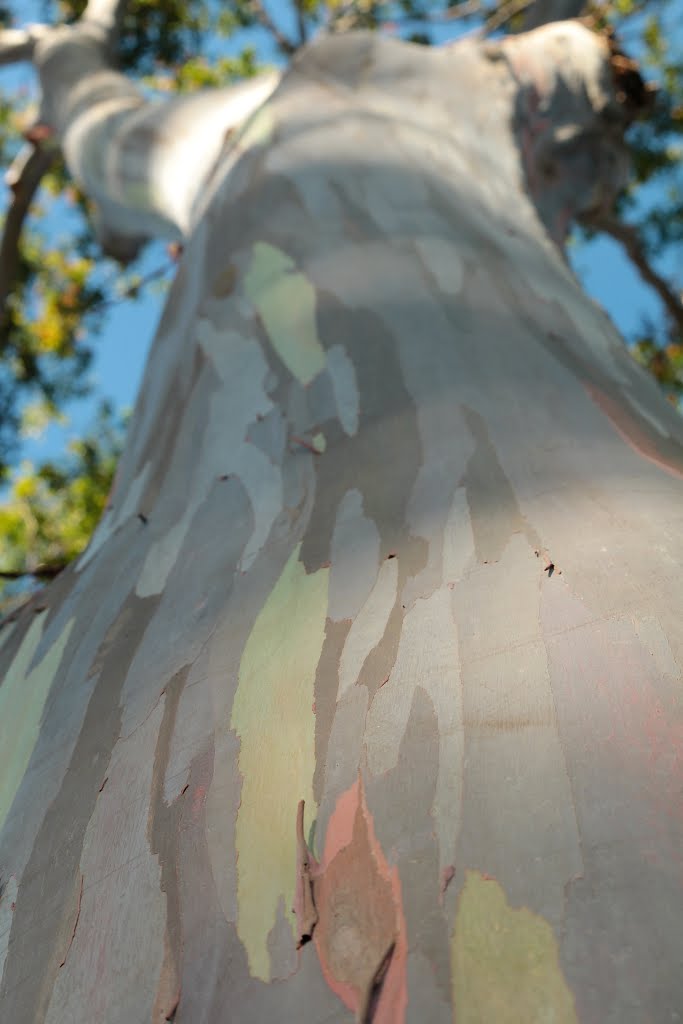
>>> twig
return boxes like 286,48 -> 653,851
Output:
590,214 -> 683,338
0,563 -> 67,581
328,0 -> 485,32
294,800 -> 318,947
90,260 -> 174,312
0,25 -> 48,67
442,0 -> 488,22
520,0 -> 587,31
293,0 -> 308,47
249,0 -> 297,55
0,144 -> 56,332
483,0 -> 535,34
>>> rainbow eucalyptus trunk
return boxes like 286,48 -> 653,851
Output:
1,22 -> 682,1024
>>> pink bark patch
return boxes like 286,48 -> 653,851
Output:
311,778 -> 408,1023
584,381 -> 683,480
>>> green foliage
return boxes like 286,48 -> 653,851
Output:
595,0 -> 683,391
632,336 -> 683,402
0,212 -> 105,477
0,402 -> 126,610
146,49 -> 261,92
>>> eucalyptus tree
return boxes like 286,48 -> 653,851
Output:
0,1 -> 682,1022
0,0 -> 681,584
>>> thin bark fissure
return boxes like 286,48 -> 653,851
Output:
58,874 -> 83,969
147,665 -> 192,1023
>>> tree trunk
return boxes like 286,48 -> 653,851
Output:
1,23 -> 682,1024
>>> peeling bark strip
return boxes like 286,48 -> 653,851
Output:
1,13 -> 683,1024
294,800 -> 318,947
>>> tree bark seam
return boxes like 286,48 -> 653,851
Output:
58,873 -> 84,968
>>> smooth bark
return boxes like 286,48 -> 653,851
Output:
1,22 -> 682,1024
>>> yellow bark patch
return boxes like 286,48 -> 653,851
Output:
451,871 -> 578,1024
232,546 -> 328,979
0,615 -> 74,831
244,242 -> 326,385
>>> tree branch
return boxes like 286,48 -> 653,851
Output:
589,214 -> 683,339
520,0 -> 587,30
249,0 -> 297,55
326,0 -> 485,34
82,0 -> 129,45
0,24 -> 48,66
0,563 -> 66,581
444,0 -> 487,20
484,0 -> 535,34
293,0 -> 308,48
0,143 -> 56,324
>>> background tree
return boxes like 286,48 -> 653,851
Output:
0,2 -> 682,1022
0,0 -> 681,600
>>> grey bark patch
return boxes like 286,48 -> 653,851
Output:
461,404 -> 539,563
328,489 -> 380,623
312,618 -> 351,805
562,844 -> 683,1024
289,29 -> 377,89
300,291 -> 421,573
137,345 -> 208,517
360,541 -> 429,682
245,407 -> 287,463
316,685 -> 369,854
406,951 -> 452,1024
0,596 -> 158,1024
538,315 -> 683,475
148,666 -> 192,1004
544,612 -> 683,1021
266,896 -> 298,981
120,473 -> 253,730
366,687 -> 451,1002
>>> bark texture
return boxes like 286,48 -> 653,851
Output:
1,23 -> 682,1024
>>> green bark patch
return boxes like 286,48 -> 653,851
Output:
451,870 -> 577,1024
232,545 -> 328,980
243,242 -> 326,386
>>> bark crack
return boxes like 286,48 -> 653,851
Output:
58,873 -> 83,968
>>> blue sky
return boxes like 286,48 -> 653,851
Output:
1,1 -> 681,473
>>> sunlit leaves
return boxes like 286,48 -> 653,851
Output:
632,336 -> 683,403
146,49 -> 261,93
0,402 -> 126,604
0,223 -> 103,470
